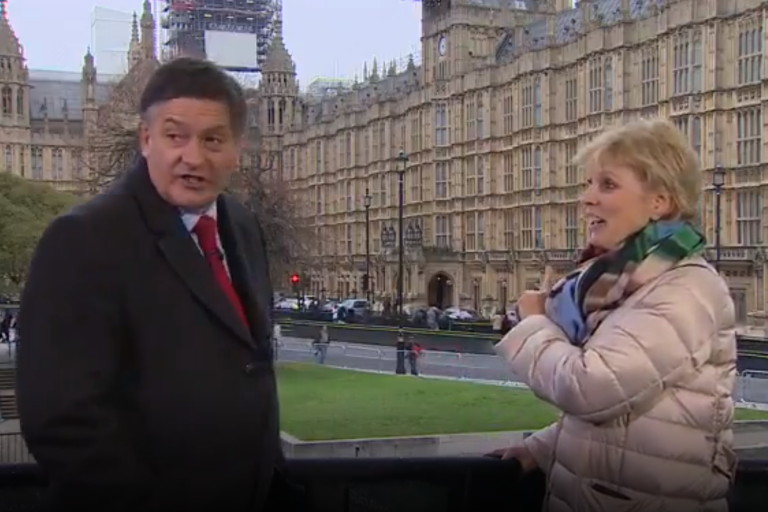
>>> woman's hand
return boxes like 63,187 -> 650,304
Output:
516,291 -> 547,319
516,266 -> 555,320
486,445 -> 538,473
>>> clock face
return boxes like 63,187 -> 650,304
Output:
438,36 -> 447,56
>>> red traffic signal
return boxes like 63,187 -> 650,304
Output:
290,274 -> 300,285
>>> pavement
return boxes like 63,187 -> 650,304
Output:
277,338 -> 768,404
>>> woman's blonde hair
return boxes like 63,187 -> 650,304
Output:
573,118 -> 701,221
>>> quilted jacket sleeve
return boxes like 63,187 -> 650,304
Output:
522,422 -> 559,470
495,264 -> 732,424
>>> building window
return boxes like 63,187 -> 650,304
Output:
673,30 -> 703,95
435,103 -> 449,146
603,57 -> 613,111
502,90 -> 514,135
435,161 -> 449,199
691,116 -> 702,159
1,86 -> 10,115
314,140 -> 322,174
52,148 -> 64,180
522,80 -> 534,128
476,93 -> 485,139
521,208 -> 533,248
533,78 -> 542,126
503,211 -> 515,249
379,174 -> 387,206
315,186 -> 323,215
465,157 -> 476,196
346,181 -> 353,211
503,152 -> 514,192
521,147 -> 533,189
534,206 -> 543,248
72,149 -> 83,178
738,20 -> 762,86
641,45 -> 659,106
565,141 -> 578,185
16,88 -> 23,118
31,146 -> 43,180
346,224 -> 353,254
736,190 -> 762,245
465,96 -> 476,141
466,213 -> 477,251
4,145 -> 11,172
588,58 -> 603,114
737,107 -> 761,166
466,212 -> 485,251
476,156 -> 485,195
409,166 -> 422,203
533,146 -> 542,193
435,215 -> 451,248
564,71 -> 577,122
565,204 -> 579,249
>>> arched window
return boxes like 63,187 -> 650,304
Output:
1,86 -> 11,115
4,145 -> 11,172
31,147 -> 43,180
53,149 -> 64,181
604,57 -> 613,111
15,88 -> 23,118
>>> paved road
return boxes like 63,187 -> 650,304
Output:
278,338 -> 768,404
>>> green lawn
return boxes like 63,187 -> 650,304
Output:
276,363 -> 768,441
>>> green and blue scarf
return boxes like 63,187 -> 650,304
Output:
546,221 -> 706,346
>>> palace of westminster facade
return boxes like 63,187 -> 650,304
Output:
2,0 -> 768,321
271,0 -> 768,323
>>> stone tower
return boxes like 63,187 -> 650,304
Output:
0,0 -> 31,176
258,7 -> 298,160
140,0 -> 156,61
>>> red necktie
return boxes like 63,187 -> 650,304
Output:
193,215 -> 249,327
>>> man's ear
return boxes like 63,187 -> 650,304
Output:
139,121 -> 151,159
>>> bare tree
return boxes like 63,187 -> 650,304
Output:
232,147 -> 316,288
81,61 -> 158,191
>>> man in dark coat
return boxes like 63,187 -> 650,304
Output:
17,58 -> 295,512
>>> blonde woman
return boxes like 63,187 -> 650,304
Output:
493,119 -> 737,512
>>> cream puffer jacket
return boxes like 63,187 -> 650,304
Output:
495,257 -> 737,512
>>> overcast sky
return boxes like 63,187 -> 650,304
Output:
9,0 -> 422,85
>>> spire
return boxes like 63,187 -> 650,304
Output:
370,58 -> 380,81
0,0 -> 22,59
262,1 -> 295,75
131,12 -> 139,42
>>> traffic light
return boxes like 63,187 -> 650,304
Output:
361,273 -> 369,292
290,274 -> 300,285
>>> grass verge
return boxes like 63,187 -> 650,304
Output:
276,363 -> 768,441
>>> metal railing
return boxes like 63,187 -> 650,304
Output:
277,340 -> 768,407
2,458 -> 768,512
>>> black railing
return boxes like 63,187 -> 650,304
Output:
2,458 -> 768,512
0,458 -> 540,512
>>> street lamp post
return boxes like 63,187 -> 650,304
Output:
364,190 -> 372,303
713,165 -> 726,273
395,150 -> 409,375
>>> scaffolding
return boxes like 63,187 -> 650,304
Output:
160,0 -> 279,71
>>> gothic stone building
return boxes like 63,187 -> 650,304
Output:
275,0 -> 768,324
0,0 -> 157,193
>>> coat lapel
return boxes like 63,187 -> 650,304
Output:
217,196 -> 270,343
124,160 -> 253,347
